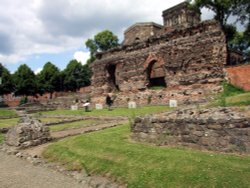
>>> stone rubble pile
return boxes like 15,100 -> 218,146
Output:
5,116 -> 51,148
132,107 -> 250,153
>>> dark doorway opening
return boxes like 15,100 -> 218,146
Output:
107,64 -> 119,91
147,60 -> 166,88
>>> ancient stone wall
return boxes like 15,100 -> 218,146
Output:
131,107 -> 250,153
162,2 -> 200,29
91,20 -> 227,106
123,23 -> 163,45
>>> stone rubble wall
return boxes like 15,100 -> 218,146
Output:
91,20 -> 227,106
5,116 -> 51,148
131,107 -> 250,153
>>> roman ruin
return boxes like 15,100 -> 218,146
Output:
90,2 -> 227,106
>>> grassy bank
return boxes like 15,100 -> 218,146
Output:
0,134 -> 4,144
210,83 -> 250,107
49,120 -> 100,132
43,125 -> 250,188
39,106 -> 170,118
0,118 -> 19,129
0,109 -> 17,118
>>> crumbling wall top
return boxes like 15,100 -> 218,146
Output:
162,1 -> 201,29
123,22 -> 163,45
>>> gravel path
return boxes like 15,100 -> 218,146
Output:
0,151 -> 86,188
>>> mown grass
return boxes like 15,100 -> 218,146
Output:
43,125 -> 250,188
49,120 -> 100,132
38,117 -> 63,124
210,83 -> 250,107
39,106 -> 170,118
0,118 -> 19,128
0,109 -> 17,118
225,93 -> 250,106
0,134 -> 4,144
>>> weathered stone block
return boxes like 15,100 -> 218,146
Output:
5,116 -> 51,148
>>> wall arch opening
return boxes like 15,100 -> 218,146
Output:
107,64 -> 119,91
147,60 -> 166,88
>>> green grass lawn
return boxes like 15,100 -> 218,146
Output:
225,93 -> 250,106
0,134 -> 4,144
208,83 -> 250,107
39,106 -> 170,118
38,117 -> 64,124
43,125 -> 250,188
0,109 -> 17,118
0,118 -> 19,128
49,120 -> 100,132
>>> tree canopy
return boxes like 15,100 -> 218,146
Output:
37,62 -> 61,96
63,60 -> 91,91
85,30 -> 119,63
13,64 -> 37,96
0,63 -> 14,95
193,0 -> 235,30
193,0 -> 250,53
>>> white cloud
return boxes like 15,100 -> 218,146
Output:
34,67 -> 42,75
73,51 -> 90,65
0,0 -> 218,66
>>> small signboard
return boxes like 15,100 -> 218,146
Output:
169,99 -> 177,107
95,104 -> 103,110
71,105 -> 78,110
128,101 -> 137,109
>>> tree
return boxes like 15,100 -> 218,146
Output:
232,0 -> 250,25
85,30 -> 119,63
13,64 -> 37,96
193,0 -> 234,31
0,63 -> 14,95
193,0 -> 250,52
37,62 -> 61,98
63,60 -> 91,91
228,32 -> 250,52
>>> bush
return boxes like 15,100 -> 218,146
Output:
19,96 -> 28,106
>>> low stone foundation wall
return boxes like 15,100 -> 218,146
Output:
131,107 -> 250,153
92,83 -> 222,107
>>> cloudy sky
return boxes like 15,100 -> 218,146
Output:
0,0 -> 215,73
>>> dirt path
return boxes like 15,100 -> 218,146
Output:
0,151 -> 87,188
0,118 -> 127,188
51,120 -> 128,139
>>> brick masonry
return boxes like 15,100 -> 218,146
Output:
225,64 -> 250,91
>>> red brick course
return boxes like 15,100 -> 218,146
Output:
225,64 -> 250,91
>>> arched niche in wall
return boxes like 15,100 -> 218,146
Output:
106,64 -> 119,91
144,54 -> 166,88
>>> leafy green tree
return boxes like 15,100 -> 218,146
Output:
37,62 -> 61,98
63,60 -> 91,91
193,0 -> 234,30
0,63 -> 14,95
13,64 -> 37,96
228,32 -> 250,52
193,0 -> 250,56
232,0 -> 250,25
85,30 -> 119,63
